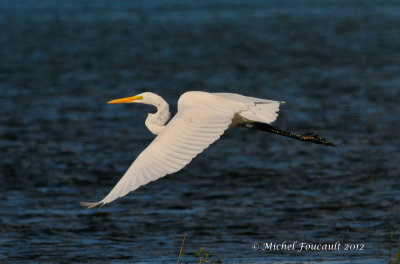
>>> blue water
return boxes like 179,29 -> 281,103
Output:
1,1 -> 399,263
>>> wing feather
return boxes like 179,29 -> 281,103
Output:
214,92 -> 283,124
82,91 -> 282,207
88,107 -> 240,206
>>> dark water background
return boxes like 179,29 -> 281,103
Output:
1,1 -> 399,263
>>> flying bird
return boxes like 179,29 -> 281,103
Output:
81,91 -> 334,208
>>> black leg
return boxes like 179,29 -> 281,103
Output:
244,122 -> 336,147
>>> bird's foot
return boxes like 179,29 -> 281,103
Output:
301,132 -> 336,147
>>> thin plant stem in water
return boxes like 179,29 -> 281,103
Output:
389,230 -> 394,264
388,230 -> 400,264
397,232 -> 400,264
177,233 -> 186,264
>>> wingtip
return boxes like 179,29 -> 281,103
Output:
80,201 -> 103,209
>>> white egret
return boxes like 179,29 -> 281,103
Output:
81,91 -> 334,208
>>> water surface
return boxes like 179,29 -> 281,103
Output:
1,1 -> 399,263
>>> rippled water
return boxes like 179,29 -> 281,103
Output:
1,1 -> 399,263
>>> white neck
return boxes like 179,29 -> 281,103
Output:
144,96 -> 170,135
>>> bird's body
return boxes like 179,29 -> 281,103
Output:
81,91 -> 334,208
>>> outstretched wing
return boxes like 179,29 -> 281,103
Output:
81,92 -> 283,208
82,94 -> 247,208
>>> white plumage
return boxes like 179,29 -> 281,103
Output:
81,91 -> 283,208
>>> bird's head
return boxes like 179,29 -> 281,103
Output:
108,92 -> 161,106
108,92 -> 170,135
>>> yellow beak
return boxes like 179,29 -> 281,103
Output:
107,95 -> 143,104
